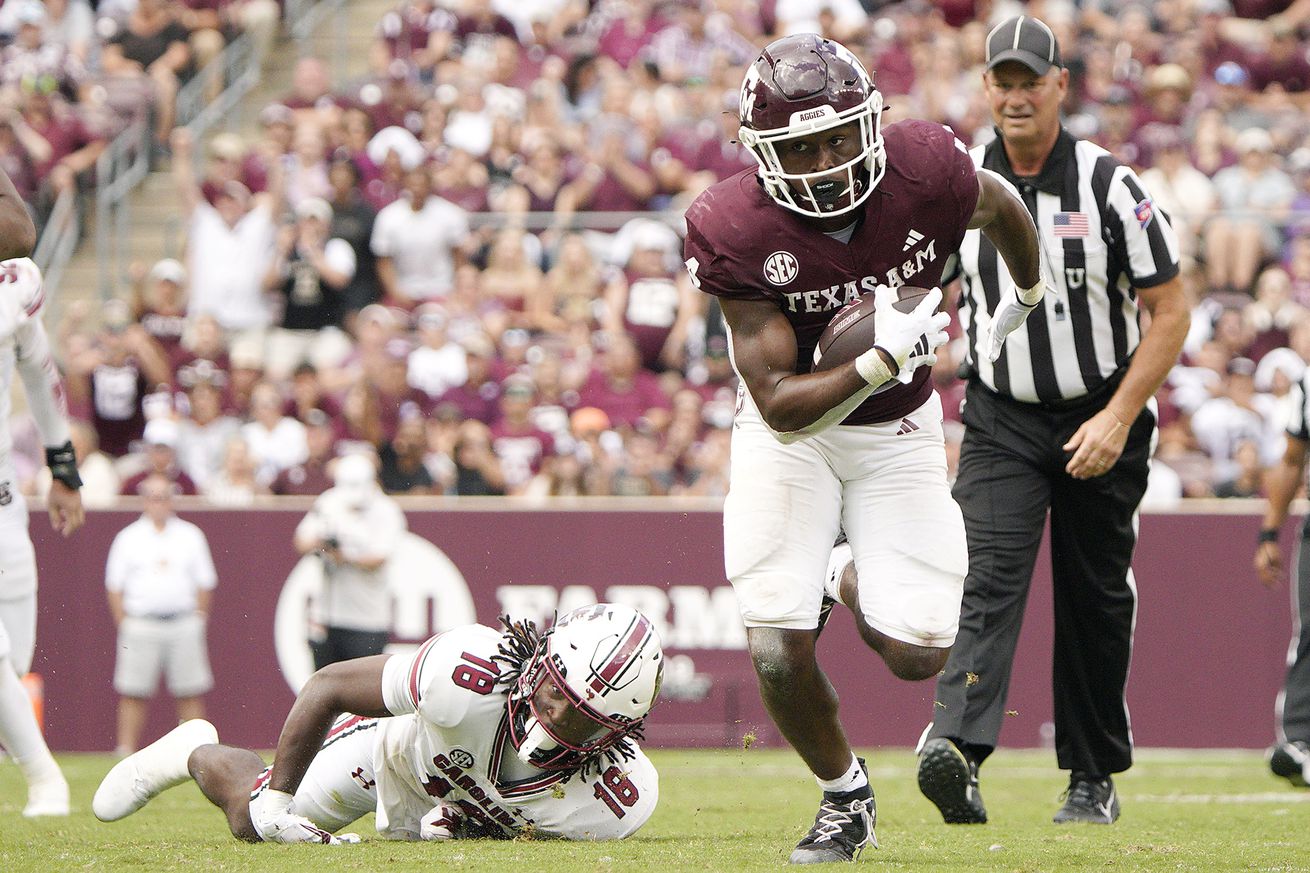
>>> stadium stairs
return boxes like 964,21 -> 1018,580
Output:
51,0 -> 390,324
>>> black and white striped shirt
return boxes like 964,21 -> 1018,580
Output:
956,128 -> 1181,404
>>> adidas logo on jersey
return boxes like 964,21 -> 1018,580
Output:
895,418 -> 920,436
902,229 -> 924,252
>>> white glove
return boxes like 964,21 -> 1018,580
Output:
420,803 -> 465,841
249,789 -> 360,845
870,285 -> 951,377
984,282 -> 1046,362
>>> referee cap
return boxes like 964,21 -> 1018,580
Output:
986,16 -> 1062,75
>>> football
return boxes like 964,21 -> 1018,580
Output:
811,286 -> 935,378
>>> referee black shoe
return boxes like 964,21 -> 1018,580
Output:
1053,772 -> 1119,824
1268,741 -> 1310,787
789,758 -> 877,864
917,738 -> 987,823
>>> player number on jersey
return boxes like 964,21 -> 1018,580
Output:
592,765 -> 639,818
451,652 -> 500,695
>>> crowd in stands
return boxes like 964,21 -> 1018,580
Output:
0,0 -> 279,234
10,0 -> 1310,505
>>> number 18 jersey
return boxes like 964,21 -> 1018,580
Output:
377,624 -> 659,840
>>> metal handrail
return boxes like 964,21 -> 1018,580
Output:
31,185 -> 81,291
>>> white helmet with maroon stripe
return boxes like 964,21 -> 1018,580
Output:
507,603 -> 663,771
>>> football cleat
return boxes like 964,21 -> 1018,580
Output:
1268,740 -> 1310,787
93,719 -> 219,822
22,773 -> 70,817
917,737 -> 987,824
1053,772 -> 1119,824
789,758 -> 877,864
815,594 -> 838,637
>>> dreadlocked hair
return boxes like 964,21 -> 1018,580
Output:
492,614 -> 542,688
492,614 -> 648,782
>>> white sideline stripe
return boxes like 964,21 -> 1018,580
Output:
1134,792 -> 1310,804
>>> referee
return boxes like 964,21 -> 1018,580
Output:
916,15 -> 1190,826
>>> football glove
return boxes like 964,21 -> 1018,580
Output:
984,282 -> 1047,362
249,789 -> 359,845
420,803 -> 465,841
869,285 -> 950,379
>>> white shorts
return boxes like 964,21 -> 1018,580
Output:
724,391 -> 967,646
0,489 -> 37,674
113,614 -> 214,697
250,715 -> 379,834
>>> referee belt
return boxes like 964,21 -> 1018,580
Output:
134,611 -> 192,621
977,364 -> 1128,414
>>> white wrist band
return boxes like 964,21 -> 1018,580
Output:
854,347 -> 895,388
1016,281 -> 1044,306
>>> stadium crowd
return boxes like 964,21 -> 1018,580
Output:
8,0 -> 1310,504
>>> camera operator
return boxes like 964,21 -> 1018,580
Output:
292,453 -> 406,669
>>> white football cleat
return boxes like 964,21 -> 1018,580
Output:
23,773 -> 70,817
93,719 -> 219,822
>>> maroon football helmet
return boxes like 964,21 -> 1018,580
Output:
738,34 -> 885,218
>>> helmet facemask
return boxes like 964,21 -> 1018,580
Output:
502,605 -> 663,773
738,90 -> 886,219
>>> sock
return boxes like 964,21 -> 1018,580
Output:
817,754 -> 868,795
0,661 -> 62,786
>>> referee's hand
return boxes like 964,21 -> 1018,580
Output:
1254,542 -> 1284,589
1062,407 -> 1130,479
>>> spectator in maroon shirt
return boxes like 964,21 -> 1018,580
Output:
597,1 -> 667,69
282,56 -> 351,126
170,314 -> 230,384
556,122 -> 657,217
436,333 -> 503,424
119,417 -> 200,496
371,0 -> 456,80
453,0 -> 518,54
577,333 -> 672,432
490,375 -> 555,494
271,408 -> 337,495
131,258 -> 189,361
1248,21 -> 1310,107
65,302 -> 173,457
12,85 -> 104,221
1196,0 -> 1250,76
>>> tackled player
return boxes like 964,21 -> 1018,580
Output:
93,604 -> 664,843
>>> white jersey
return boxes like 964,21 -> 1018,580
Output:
375,624 -> 659,840
0,258 -> 69,489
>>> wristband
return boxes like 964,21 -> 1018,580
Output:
854,346 -> 895,388
46,441 -> 82,490
1258,528 -> 1280,544
1016,281 -> 1044,307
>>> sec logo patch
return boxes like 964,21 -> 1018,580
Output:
764,251 -> 799,286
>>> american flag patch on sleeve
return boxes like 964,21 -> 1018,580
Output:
1053,212 -> 1089,238
1133,198 -> 1153,229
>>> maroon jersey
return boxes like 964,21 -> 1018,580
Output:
618,267 -> 680,372
683,120 -> 979,425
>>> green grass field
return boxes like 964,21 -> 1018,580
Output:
1,748 -> 1307,871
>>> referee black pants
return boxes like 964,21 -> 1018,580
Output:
1283,526 -> 1310,744
927,380 -> 1153,776
310,626 -> 390,672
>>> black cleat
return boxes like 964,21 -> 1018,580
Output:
917,738 -> 987,824
1268,741 -> 1310,787
1053,772 -> 1120,824
789,758 -> 877,864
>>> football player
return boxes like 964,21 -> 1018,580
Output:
0,247 -> 85,817
683,34 -> 1045,862
94,604 -> 663,843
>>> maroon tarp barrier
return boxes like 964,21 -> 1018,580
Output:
28,505 -> 1293,752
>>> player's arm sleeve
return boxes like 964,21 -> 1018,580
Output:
11,261 -> 71,448
1105,163 -> 1181,289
